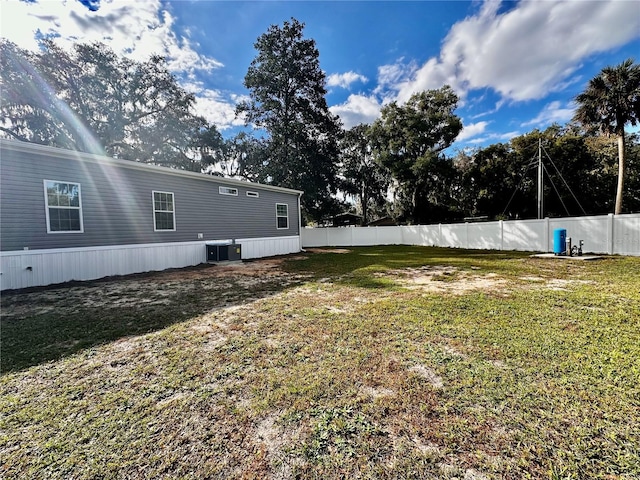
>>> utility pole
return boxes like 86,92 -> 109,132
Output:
537,138 -> 543,219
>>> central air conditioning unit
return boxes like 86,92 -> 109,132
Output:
206,242 -> 242,262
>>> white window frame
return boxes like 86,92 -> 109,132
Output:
152,191 -> 176,232
43,180 -> 84,234
276,203 -> 289,230
219,186 -> 238,196
246,191 -> 259,198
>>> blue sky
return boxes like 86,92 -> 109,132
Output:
1,0 -> 639,151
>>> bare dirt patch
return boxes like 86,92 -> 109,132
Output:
1,258 -> 310,320
381,266 -> 508,295
359,386 -> 396,399
255,413 -> 289,456
409,364 -> 444,388
304,248 -> 352,254
518,276 -> 595,292
382,266 -> 594,296
439,343 -> 468,360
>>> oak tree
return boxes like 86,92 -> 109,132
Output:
0,39 -> 219,170
371,86 -> 462,222
339,124 -> 392,225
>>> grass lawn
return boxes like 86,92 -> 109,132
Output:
1,246 -> 639,479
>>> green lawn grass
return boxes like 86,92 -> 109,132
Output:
1,246 -> 639,479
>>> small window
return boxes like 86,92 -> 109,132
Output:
276,203 -> 289,229
44,180 -> 83,233
219,186 -> 238,196
246,191 -> 259,198
153,191 -> 176,231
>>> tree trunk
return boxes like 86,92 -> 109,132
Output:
614,133 -> 625,215
362,187 -> 369,226
412,187 -> 418,223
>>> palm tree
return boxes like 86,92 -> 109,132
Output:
573,59 -> 640,214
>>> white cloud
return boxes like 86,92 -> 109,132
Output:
377,61 -> 414,86
0,0 -> 223,76
182,82 -> 244,130
456,121 -> 489,142
327,71 -> 368,89
388,0 -> 640,104
466,129 -> 520,145
521,101 -> 575,127
375,60 -> 418,97
330,94 -> 382,129
499,131 -> 520,141
194,91 -> 244,130
466,137 -> 489,145
395,57 -> 459,104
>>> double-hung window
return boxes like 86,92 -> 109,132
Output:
44,180 -> 83,233
276,203 -> 289,229
153,191 -> 176,231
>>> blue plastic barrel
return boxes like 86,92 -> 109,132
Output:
553,229 -> 567,255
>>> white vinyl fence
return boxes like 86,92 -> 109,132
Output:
302,213 -> 640,256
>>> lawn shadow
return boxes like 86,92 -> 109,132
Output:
1,260 -> 306,373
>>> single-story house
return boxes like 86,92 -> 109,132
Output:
327,212 -> 363,227
366,216 -> 397,227
0,139 -> 303,290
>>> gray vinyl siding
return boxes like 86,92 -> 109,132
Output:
1,141 -> 300,251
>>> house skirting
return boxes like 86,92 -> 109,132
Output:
0,236 -> 301,291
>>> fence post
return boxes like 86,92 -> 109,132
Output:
438,223 -> 442,247
608,213 -> 615,255
545,217 -> 550,252
499,220 -> 504,251
465,222 -> 469,249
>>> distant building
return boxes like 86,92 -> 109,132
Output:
366,216 -> 397,226
328,212 -> 363,227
